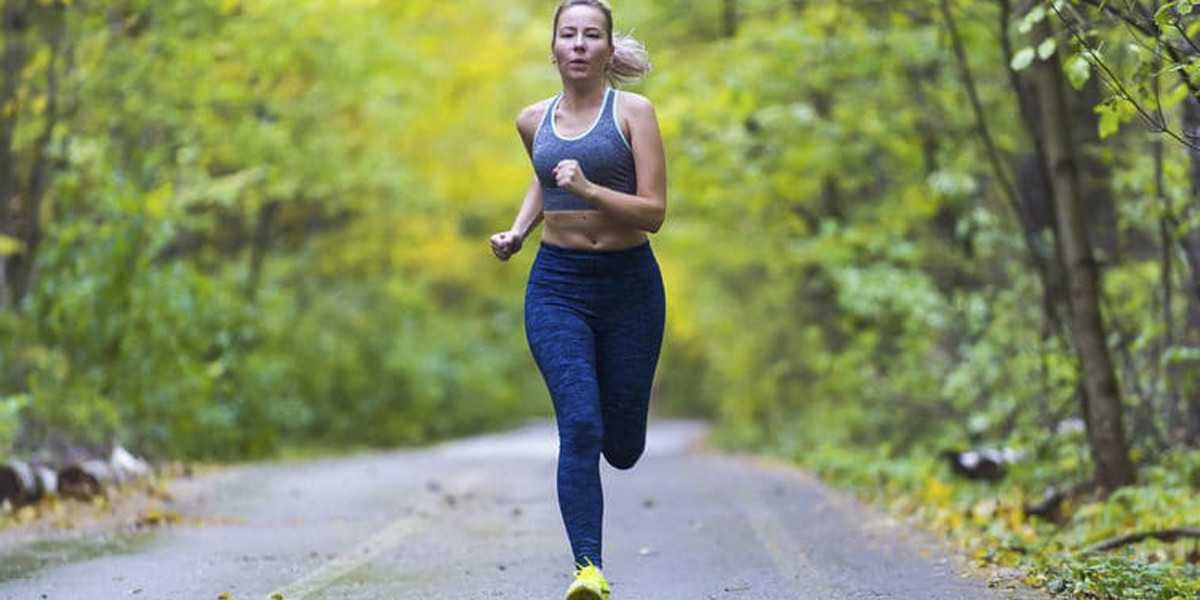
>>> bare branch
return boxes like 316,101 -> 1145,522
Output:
1052,1 -> 1200,150
1082,527 -> 1200,553
941,0 -> 1021,212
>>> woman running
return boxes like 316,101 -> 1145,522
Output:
488,1 -> 667,598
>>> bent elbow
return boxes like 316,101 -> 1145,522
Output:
650,206 -> 666,233
640,199 -> 666,233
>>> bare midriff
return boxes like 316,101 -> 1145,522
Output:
541,210 -> 648,250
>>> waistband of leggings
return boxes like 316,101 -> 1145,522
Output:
535,240 -> 655,272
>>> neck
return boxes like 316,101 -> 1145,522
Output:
559,79 -> 608,110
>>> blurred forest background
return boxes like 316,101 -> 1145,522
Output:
3,0 -> 1200,595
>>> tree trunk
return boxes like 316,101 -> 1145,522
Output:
722,0 -> 737,38
6,3 -> 65,307
809,90 -> 845,222
1181,95 -> 1200,446
1071,75 -> 1120,264
997,0 -> 1087,437
0,0 -> 32,310
1032,20 -> 1136,491
997,0 -> 1068,336
245,201 -> 279,301
1156,108 -> 1185,444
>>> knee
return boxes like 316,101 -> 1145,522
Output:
559,417 -> 603,455
603,444 -> 644,470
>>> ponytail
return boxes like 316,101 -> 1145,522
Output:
608,31 -> 651,86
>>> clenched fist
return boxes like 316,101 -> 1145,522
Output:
490,230 -> 523,261
553,159 -> 594,200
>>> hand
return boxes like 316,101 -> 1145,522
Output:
490,229 -> 523,261
553,159 -> 594,200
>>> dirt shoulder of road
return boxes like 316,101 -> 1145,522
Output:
0,464 -> 229,554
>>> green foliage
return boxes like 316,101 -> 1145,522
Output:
0,395 -> 28,454
779,439 -> 1200,600
1043,556 -> 1200,599
1,3 -> 1198,595
632,1 -> 1200,595
1,0 -> 551,459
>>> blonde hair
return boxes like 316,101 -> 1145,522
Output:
552,0 -> 652,86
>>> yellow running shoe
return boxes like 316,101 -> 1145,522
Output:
564,558 -> 611,600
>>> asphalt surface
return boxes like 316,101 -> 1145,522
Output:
0,419 -> 1044,599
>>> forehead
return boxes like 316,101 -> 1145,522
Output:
558,5 -> 607,30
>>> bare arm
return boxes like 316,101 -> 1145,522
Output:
554,92 -> 667,233
510,176 -> 544,241
490,100 -> 549,261
511,101 -> 551,241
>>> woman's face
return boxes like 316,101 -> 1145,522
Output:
553,5 -> 612,83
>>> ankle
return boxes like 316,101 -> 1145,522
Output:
575,557 -> 603,571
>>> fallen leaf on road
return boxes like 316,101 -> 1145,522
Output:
135,508 -> 182,528
145,481 -> 174,501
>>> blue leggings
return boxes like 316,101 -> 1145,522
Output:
524,240 -> 666,570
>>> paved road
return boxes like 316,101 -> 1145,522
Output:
0,419 -> 1042,599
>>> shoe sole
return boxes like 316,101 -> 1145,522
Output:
565,580 -> 606,600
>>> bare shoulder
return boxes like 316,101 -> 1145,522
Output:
516,98 -> 553,138
616,90 -> 656,119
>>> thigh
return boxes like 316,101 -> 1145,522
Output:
594,269 -> 665,433
525,282 -> 603,427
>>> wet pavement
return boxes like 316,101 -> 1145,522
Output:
0,419 -> 1044,599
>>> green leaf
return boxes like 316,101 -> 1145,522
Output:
1037,38 -> 1057,60
1096,101 -> 1121,139
1156,3 -> 1180,27
1011,47 -> 1036,71
1065,54 -> 1091,89
1018,5 -> 1047,34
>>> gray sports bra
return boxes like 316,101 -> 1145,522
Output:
531,87 -> 637,211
